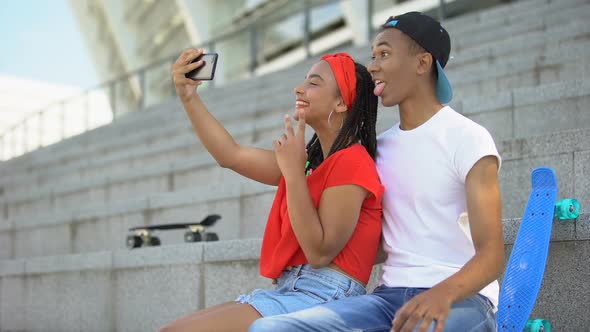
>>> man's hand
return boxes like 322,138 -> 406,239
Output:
391,286 -> 454,332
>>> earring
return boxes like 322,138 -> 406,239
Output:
328,111 -> 343,129
328,111 -> 334,129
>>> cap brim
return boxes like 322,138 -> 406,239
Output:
436,60 -> 453,104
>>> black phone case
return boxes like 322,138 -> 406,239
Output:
186,53 -> 218,81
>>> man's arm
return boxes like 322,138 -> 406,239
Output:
392,155 -> 504,332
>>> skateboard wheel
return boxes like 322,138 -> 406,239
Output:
185,231 -> 202,243
149,237 -> 161,246
525,319 -> 550,332
554,198 -> 580,220
126,235 -> 142,249
205,233 -> 219,242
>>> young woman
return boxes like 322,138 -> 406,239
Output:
160,49 -> 384,332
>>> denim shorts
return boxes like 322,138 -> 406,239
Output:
235,264 -> 366,317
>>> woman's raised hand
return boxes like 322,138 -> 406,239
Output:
171,48 -> 205,104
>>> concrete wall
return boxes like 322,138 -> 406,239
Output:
2,125 -> 590,260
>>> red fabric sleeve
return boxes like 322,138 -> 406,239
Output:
324,145 -> 383,202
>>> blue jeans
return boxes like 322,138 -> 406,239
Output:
249,285 -> 496,332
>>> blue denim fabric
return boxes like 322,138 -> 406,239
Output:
249,285 -> 496,332
236,264 -> 366,317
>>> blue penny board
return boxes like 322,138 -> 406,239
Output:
497,167 -> 558,331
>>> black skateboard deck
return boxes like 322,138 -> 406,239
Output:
126,214 -> 221,249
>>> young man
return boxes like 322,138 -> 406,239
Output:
248,12 -> 504,332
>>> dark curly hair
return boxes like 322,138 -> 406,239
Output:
305,62 -> 378,173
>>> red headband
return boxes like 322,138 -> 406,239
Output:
321,52 -> 357,111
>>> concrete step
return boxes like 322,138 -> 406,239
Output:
457,79 -> 590,141
1,78 -> 589,222
450,0 -> 590,51
499,127 -> 590,227
442,0 -> 588,35
449,42 -> 590,100
1,213 -> 588,332
0,179 -> 273,259
2,125 -> 589,260
0,99 -> 181,172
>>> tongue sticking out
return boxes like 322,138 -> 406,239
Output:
374,82 -> 386,96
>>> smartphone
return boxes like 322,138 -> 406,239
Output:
185,53 -> 218,81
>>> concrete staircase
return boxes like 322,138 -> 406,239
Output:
1,0 -> 589,330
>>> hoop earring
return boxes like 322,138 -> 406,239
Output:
328,111 -> 343,130
328,111 -> 334,129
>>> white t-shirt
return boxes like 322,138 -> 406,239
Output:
376,106 -> 501,306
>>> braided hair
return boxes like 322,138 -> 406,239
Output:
305,62 -> 378,173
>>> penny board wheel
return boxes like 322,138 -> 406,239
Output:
185,231 -> 202,242
205,232 -> 219,242
554,198 -> 580,220
149,236 -> 161,246
525,319 -> 551,332
126,235 -> 142,249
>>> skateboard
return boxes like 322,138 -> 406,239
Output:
496,167 -> 557,332
126,214 -> 221,249
517,198 -> 580,331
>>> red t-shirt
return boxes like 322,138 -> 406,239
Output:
259,144 -> 384,284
